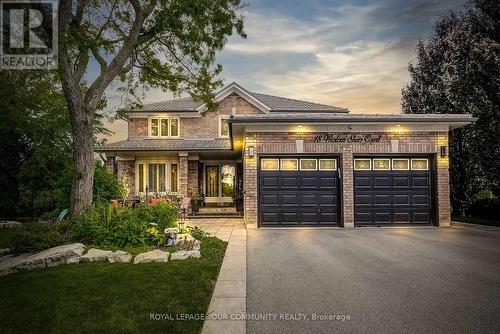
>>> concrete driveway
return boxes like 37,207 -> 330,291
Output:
247,226 -> 500,334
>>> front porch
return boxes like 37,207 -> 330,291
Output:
105,151 -> 243,208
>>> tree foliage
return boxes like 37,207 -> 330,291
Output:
0,71 -> 71,219
401,0 -> 500,214
57,0 -> 246,215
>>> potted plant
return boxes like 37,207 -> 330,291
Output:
191,194 -> 204,213
233,180 -> 245,214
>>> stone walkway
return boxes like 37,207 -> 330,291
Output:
188,218 -> 246,334
188,218 -> 245,242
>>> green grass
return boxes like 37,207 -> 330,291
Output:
452,216 -> 500,227
0,260 -> 223,334
0,236 -> 228,334
0,228 -> 18,248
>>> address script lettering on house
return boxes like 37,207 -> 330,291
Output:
313,134 -> 382,143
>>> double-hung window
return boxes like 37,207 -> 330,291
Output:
149,117 -> 180,137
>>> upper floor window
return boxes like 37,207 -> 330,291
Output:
149,117 -> 180,137
219,117 -> 229,137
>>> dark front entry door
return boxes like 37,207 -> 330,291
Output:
354,157 -> 433,226
258,157 -> 340,227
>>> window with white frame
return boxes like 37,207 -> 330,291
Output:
149,117 -> 180,137
136,162 -> 179,193
319,159 -> 337,171
354,159 -> 371,171
411,158 -> 429,170
219,117 -> 230,137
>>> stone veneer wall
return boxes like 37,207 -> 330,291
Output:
116,160 -> 135,194
243,131 -> 450,228
179,154 -> 189,196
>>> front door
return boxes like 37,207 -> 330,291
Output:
206,166 -> 219,197
205,165 -> 235,202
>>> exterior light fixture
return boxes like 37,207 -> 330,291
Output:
395,124 -> 401,127
440,145 -> 448,157
298,125 -> 303,128
248,145 -> 255,158
178,220 -> 185,231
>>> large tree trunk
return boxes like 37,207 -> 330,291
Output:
68,105 -> 95,216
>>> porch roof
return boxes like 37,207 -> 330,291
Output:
95,139 -> 232,152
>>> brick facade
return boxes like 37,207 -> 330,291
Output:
243,131 -> 451,228
128,93 -> 263,139
107,93 -> 455,229
128,118 -> 148,139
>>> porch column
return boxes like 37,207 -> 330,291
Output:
179,152 -> 189,197
187,155 -> 199,196
105,155 -> 116,174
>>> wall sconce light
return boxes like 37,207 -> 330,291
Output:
440,145 -> 448,157
248,145 -> 255,158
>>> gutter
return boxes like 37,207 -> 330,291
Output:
229,116 -> 477,124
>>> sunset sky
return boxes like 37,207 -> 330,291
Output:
101,0 -> 467,142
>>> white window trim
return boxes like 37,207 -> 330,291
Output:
218,116 -> 230,138
354,158 -> 372,171
300,159 -> 317,171
392,159 -> 410,171
280,159 -> 298,171
148,117 -> 180,138
373,158 -> 391,171
135,160 -> 180,194
411,158 -> 429,171
319,159 -> 337,171
261,158 -> 280,171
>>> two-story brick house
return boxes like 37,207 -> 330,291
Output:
96,82 -> 475,228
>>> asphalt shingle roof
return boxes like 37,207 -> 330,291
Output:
249,92 -> 347,112
96,139 -> 231,151
133,83 -> 347,113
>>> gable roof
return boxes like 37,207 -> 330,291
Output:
132,82 -> 348,113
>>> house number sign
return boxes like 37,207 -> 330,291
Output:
313,134 -> 382,143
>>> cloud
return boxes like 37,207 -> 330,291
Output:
100,0 -> 468,142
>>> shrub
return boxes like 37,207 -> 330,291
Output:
70,202 -> 177,249
200,237 -> 227,262
466,198 -> 500,221
93,163 -> 124,203
12,223 -> 67,253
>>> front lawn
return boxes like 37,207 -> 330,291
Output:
452,216 -> 500,227
0,259 -> 221,334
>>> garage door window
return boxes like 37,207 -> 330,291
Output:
411,159 -> 428,170
373,159 -> 390,170
300,159 -> 317,171
281,159 -> 298,170
319,159 -> 337,171
261,159 -> 279,170
392,159 -> 409,170
354,159 -> 371,171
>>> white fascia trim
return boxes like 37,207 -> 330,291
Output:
196,82 -> 271,114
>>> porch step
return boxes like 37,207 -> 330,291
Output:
190,213 -> 243,219
199,206 -> 237,214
